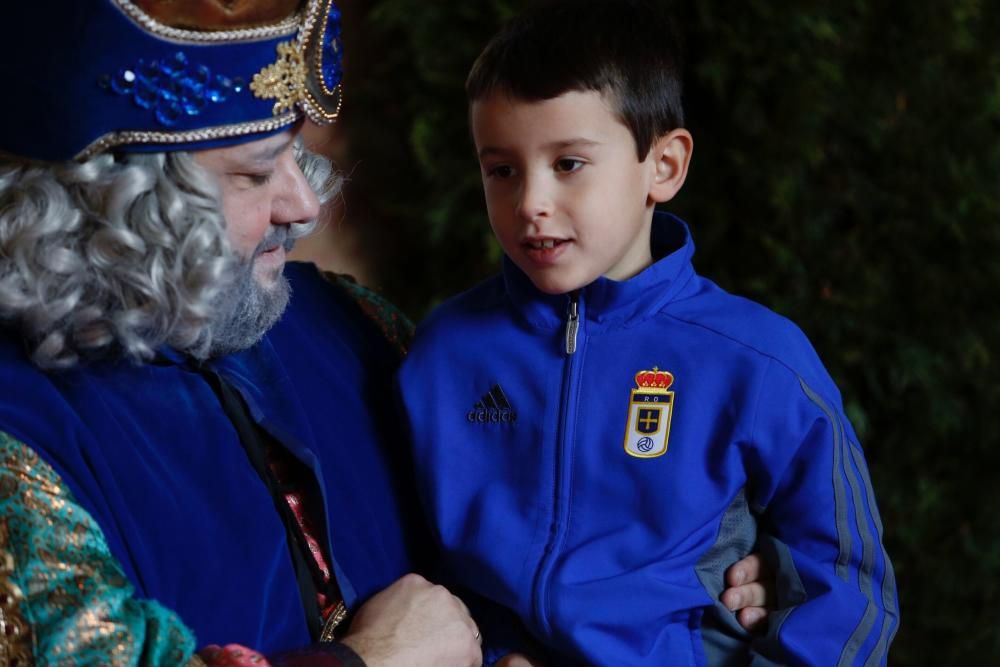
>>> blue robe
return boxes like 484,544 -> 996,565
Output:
0,262 -> 423,653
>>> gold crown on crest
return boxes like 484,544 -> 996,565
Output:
634,367 -> 674,392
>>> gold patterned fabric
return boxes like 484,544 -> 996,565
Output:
0,433 -> 200,666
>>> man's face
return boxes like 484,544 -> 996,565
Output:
471,90 -> 658,295
193,128 -> 320,288
193,128 -> 321,355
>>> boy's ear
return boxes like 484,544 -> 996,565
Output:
647,128 -> 693,204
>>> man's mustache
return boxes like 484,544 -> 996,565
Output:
253,225 -> 296,258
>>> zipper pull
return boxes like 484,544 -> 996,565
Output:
565,292 -> 580,355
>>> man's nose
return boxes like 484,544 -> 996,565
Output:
272,155 -> 321,225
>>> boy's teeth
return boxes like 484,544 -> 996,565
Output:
532,239 -> 556,249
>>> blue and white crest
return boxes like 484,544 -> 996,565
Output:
623,367 -> 675,459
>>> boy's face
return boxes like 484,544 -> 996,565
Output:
471,90 -> 659,295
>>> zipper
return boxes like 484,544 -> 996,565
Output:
565,291 -> 580,354
533,292 -> 585,636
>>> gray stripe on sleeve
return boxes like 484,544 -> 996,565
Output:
798,379 -> 851,580
849,442 -> 899,667
798,379 -> 880,667
837,438 -> 878,666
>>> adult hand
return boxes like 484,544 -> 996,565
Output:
721,553 -> 771,632
340,573 -> 482,667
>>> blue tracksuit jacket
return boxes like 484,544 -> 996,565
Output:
397,213 -> 898,666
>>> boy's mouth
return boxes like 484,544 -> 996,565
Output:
525,238 -> 568,250
522,237 -> 571,265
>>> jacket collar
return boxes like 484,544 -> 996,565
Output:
503,211 -> 696,331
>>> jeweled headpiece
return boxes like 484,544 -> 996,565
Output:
0,0 -> 344,161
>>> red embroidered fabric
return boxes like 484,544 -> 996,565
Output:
264,442 -> 343,625
199,643 -> 270,666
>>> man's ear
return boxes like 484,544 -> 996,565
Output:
647,128 -> 693,204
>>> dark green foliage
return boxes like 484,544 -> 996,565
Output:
344,1 -> 1000,662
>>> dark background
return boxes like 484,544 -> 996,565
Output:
300,1 -> 1000,663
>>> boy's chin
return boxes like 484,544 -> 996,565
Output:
525,271 -> 592,296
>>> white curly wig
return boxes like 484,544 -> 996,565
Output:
0,142 -> 340,369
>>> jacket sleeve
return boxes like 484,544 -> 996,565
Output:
745,361 -> 899,667
0,431 -> 202,666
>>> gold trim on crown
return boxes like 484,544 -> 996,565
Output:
309,0 -> 340,97
298,0 -> 343,123
74,111 -> 300,160
249,0 -> 342,124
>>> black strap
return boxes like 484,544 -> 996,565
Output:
199,367 -> 325,640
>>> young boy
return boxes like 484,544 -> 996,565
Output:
397,1 -> 898,664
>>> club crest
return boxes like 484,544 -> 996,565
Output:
623,367 -> 675,458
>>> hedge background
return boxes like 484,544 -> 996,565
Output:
315,1 -> 999,662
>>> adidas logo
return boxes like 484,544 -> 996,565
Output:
467,384 -> 518,424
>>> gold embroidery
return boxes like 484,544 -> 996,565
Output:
1,519 -> 34,666
318,600 -> 348,643
299,89 -> 343,125
0,435 -> 197,664
0,475 -> 15,501
249,0 -> 343,124
251,41 -> 308,115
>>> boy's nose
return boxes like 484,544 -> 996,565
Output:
515,176 -> 552,221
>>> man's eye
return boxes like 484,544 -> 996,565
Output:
486,165 -> 515,179
233,172 -> 273,188
247,173 -> 273,186
555,158 -> 584,173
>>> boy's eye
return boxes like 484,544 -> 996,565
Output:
555,158 -> 584,173
486,164 -> 515,179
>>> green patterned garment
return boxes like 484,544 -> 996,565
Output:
0,432 -> 199,666
326,272 -> 415,356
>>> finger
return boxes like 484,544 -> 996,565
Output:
737,606 -> 768,633
724,553 -> 767,587
448,592 -> 483,653
452,592 -> 473,617
722,581 -> 768,611
720,582 -> 759,611
450,592 -> 479,632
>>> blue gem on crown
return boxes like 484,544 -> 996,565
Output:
321,4 -> 344,92
98,52 -> 245,127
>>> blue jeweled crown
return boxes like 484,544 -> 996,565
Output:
0,0 -> 344,161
